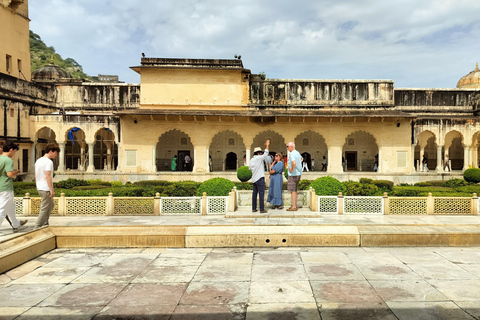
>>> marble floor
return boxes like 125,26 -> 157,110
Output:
2,246 -> 480,319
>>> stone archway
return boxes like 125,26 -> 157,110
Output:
65,127 -> 87,170
94,128 -> 118,171
294,131 -> 328,171
35,127 -> 58,170
444,131 -> 464,170
342,131 -> 378,172
209,130 -> 246,171
156,129 -> 194,172
415,130 -> 437,171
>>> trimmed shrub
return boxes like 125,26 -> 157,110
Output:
196,178 -> 235,196
359,178 -> 373,184
454,185 -> 480,194
343,181 -> 378,196
309,176 -> 345,196
371,180 -> 394,191
426,180 -> 445,187
72,185 -> 110,190
55,178 -> 90,189
284,168 -> 289,179
464,168 -> 480,183
392,186 -> 421,197
298,179 -> 312,191
443,178 -> 468,188
161,182 -> 200,197
237,166 -> 252,182
134,180 -> 172,186
234,182 -> 253,190
414,181 -> 433,187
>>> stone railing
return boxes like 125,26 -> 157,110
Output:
17,190 -> 236,216
315,192 -> 478,215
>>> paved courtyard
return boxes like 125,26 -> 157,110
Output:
1,245 -> 480,319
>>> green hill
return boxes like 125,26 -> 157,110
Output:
30,30 -> 96,81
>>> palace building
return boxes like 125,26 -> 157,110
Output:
2,0 -> 480,184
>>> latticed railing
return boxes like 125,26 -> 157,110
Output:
433,197 -> 471,215
207,196 -> 228,214
389,198 -> 427,215
317,196 -> 338,214
344,196 -> 383,214
237,190 -> 309,207
160,197 -> 202,215
114,197 -> 155,215
14,197 -> 23,215
66,197 -> 108,215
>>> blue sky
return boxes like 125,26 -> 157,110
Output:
29,0 -> 480,87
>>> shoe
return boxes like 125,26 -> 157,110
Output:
252,210 -> 258,213
13,225 -> 27,233
20,220 -> 27,226
286,207 -> 298,211
277,206 -> 284,209
260,210 -> 268,213
271,205 -> 277,209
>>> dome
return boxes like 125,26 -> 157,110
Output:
32,58 -> 72,82
457,62 -> 480,88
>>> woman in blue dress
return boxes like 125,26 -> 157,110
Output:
267,153 -> 284,209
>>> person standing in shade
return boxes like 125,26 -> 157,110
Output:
171,155 -> 177,171
267,152 -> 284,209
422,155 -> 429,172
35,143 -> 60,229
249,139 -> 270,213
0,142 -> 27,234
184,154 -> 191,171
321,156 -> 327,171
286,142 -> 302,211
443,154 -> 450,172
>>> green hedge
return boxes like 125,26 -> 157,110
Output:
196,178 -> 235,196
464,168 -> 480,183
310,176 -> 345,196
237,166 -> 252,182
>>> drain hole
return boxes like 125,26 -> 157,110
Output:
282,239 -> 287,243
266,239 -> 270,243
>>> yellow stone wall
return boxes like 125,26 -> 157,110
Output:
0,0 -> 31,81
139,68 -> 249,109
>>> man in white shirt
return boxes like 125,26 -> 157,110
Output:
249,139 -> 270,213
35,143 -> 60,229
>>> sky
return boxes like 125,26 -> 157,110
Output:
29,0 -> 480,88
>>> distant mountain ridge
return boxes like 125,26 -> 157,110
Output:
30,30 -> 96,81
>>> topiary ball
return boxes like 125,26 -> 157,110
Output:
196,177 -> 235,196
237,166 -> 252,182
309,176 -> 346,195
464,168 -> 480,183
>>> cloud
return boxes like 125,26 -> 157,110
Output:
29,0 -> 480,87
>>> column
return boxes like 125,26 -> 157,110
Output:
30,142 -> 37,173
328,145 -> 343,173
463,144 -> 470,171
87,142 -> 94,172
474,147 -> 478,168
436,145 -> 443,172
245,148 -> 251,166
377,148 -> 382,173
411,144 -> 416,172
152,145 -> 156,172
419,148 -> 424,172
57,142 -> 65,172
106,144 -> 112,171
192,144 -> 208,173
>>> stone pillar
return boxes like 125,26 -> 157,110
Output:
87,142 -> 94,172
192,144 -> 208,173
245,148 -> 251,166
436,145 -> 443,172
474,147 -> 478,168
377,148 -> 382,173
463,144 -> 471,171
328,145 -> 343,173
419,148 -> 425,172
57,142 -> 65,172
30,142 -> 37,173
411,144 -> 416,172
152,144 -> 156,172
106,144 -> 112,171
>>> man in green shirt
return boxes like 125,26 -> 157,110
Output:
0,142 -> 27,234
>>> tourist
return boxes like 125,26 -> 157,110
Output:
267,152 -> 284,209
184,154 -> 191,171
311,158 -> 315,171
243,155 -> 246,166
209,155 -> 213,172
443,154 -> 450,172
302,157 -> 309,172
422,155 -> 429,172
249,139 -> 270,213
0,142 -> 27,234
321,156 -> 327,171
35,143 -> 60,229
286,142 -> 302,211
171,155 -> 177,171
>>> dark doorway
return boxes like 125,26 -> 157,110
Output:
177,150 -> 191,171
225,152 -> 237,170
22,149 -> 28,172
345,151 -> 357,170
301,152 -> 311,171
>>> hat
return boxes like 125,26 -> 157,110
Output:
253,147 -> 262,153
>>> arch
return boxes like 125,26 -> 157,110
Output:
342,130 -> 378,172
64,127 -> 87,170
444,130 -> 464,170
251,130 -> 285,158
94,128 -> 118,171
415,130 -> 437,171
294,130 -> 328,171
209,130 -> 246,171
156,129 -> 194,172
35,127 -> 58,170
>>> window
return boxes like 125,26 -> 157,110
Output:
228,138 -> 235,146
397,151 -> 408,168
17,59 -> 22,72
302,138 -> 309,146
6,55 -> 12,73
125,150 -> 137,167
